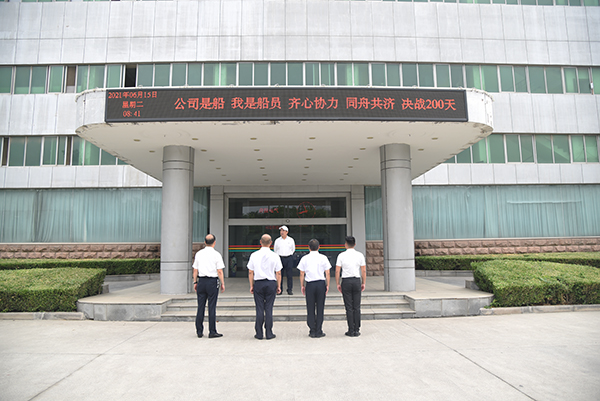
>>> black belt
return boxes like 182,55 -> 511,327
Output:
198,276 -> 217,279
343,277 -> 361,279
280,255 -> 293,258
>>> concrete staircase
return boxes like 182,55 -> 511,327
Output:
161,293 -> 415,322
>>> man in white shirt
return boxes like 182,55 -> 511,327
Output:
273,225 -> 295,295
248,234 -> 283,340
192,234 -> 225,338
335,236 -> 366,337
297,239 -> 331,338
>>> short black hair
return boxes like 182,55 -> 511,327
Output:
345,236 -> 356,247
205,234 -> 216,245
308,239 -> 319,251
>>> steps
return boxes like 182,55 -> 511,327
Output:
161,293 -> 415,322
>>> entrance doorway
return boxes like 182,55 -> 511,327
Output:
226,196 -> 348,277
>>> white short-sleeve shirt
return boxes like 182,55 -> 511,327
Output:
335,248 -> 366,278
274,236 -> 295,257
247,246 -> 283,281
297,251 -> 331,282
192,247 -> 225,277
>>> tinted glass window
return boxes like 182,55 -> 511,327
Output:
553,136 -> 570,163
386,64 -> 400,86
487,134 -> 505,163
536,135 -> 553,163
25,136 -> 42,166
402,63 -> 417,87
0,66 -> 12,93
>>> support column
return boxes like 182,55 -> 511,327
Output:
209,185 -> 225,270
380,144 -> 415,292
161,145 -> 194,295
350,185 -> 367,256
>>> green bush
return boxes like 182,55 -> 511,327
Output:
0,268 -> 106,312
415,252 -> 600,271
0,259 -> 160,275
473,259 -> 600,307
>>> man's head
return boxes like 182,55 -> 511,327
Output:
260,234 -> 272,247
345,236 -> 356,249
308,239 -> 320,251
279,225 -> 289,238
205,234 -> 216,246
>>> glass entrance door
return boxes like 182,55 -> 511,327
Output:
226,197 -> 348,277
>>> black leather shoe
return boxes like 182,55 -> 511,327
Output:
317,332 -> 326,338
309,332 -> 317,338
266,334 -> 276,340
254,334 -> 263,340
353,331 -> 361,337
345,331 -> 353,337
287,290 -> 293,295
208,332 -> 223,338
197,333 -> 203,338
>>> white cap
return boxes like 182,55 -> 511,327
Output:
279,225 -> 289,232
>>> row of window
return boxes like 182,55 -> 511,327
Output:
1,63 -> 599,96
0,136 -> 127,167
445,134 -> 600,164
13,0 -> 600,6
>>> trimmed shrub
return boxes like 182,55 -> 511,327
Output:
473,259 -> 600,307
0,268 -> 106,312
0,259 -> 160,275
415,252 -> 600,271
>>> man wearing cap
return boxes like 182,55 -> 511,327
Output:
273,225 -> 295,295
192,233 -> 225,339
335,236 -> 366,337
248,234 -> 283,340
297,239 -> 330,338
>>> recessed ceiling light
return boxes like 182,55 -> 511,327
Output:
257,159 -> 263,161
344,173 -> 348,175
348,166 -> 353,168
250,138 -> 257,140
209,159 -> 215,162
260,167 -> 265,169
353,158 -> 359,160
303,174 -> 308,176
216,167 -> 221,170
306,158 -> 311,161
360,148 -> 366,151
192,138 -> 198,141
254,149 -> 260,151
221,174 -> 226,176
418,148 -> 424,151
304,166 -> 309,169
149,150 -> 155,153
309,137 -> 316,140
307,148 -> 313,151
432,137 -> 438,140
133,139 -> 141,142
262,174 -> 267,176
367,137 -> 373,140
201,149 -> 207,152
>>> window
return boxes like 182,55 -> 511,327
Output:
553,136 -> 570,163
0,66 -> 11,93
30,67 -> 47,94
354,63 -> 369,86
536,135 -> 553,163
171,64 -> 186,86
270,63 -> 286,86
220,63 -> 236,86
514,66 -> 528,93
48,66 -> 64,93
481,65 -> 499,92
564,68 -> 578,93
254,63 -> 268,86
287,63 -> 303,85
238,63 -> 253,86
578,67 -> 591,94
76,65 -> 89,92
472,140 -> 487,163
371,63 -> 386,86
450,65 -> 464,88
456,148 -> 471,163
42,137 -> 58,165
321,63 -> 334,86
137,64 -> 153,87
154,64 -> 170,87
520,135 -> 534,163
386,64 -> 400,86
106,65 -> 122,88
465,65 -> 481,90
529,66 -> 546,93
402,63 -> 417,87
585,136 -> 599,162
337,63 -> 352,86
305,62 -> 320,86
571,135 -> 586,162
203,63 -> 219,86
436,65 -> 451,88
418,64 -> 434,87
487,134 -> 505,163
25,136 -> 42,167
545,67 -> 563,94
14,66 -> 30,94
499,66 -> 514,92
188,63 -> 202,86
8,137 -> 26,166
506,134 -> 521,162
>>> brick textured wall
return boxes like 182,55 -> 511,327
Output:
366,237 -> 600,276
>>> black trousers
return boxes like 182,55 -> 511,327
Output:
253,279 -> 277,338
280,255 -> 294,292
341,277 -> 362,333
196,277 -> 219,336
305,280 -> 326,335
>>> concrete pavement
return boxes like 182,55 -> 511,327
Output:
1,312 -> 599,401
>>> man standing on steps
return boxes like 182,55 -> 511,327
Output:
274,225 -> 295,295
335,236 -> 366,337
248,234 -> 283,340
297,239 -> 330,338
192,233 -> 225,339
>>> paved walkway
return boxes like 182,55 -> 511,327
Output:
1,312 -> 599,401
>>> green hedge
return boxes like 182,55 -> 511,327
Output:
473,259 -> 600,307
0,268 -> 106,312
415,252 -> 600,271
0,259 -> 160,275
